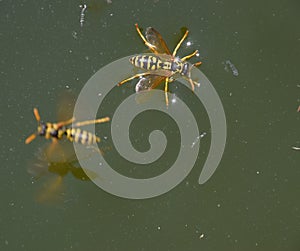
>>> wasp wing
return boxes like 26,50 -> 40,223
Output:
145,27 -> 171,55
35,175 -> 64,204
135,75 -> 166,92
134,75 -> 166,104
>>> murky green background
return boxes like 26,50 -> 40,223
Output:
1,0 -> 299,250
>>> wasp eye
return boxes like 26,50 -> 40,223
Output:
37,123 -> 47,136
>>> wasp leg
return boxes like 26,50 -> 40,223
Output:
74,117 -> 110,127
164,77 -> 170,106
135,23 -> 158,53
188,77 -> 195,91
56,117 -> 75,128
182,76 -> 199,91
172,29 -> 189,57
118,72 -> 153,86
181,50 -> 199,62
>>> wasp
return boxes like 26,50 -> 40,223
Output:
25,108 -> 110,145
118,23 -> 202,105
26,104 -> 108,203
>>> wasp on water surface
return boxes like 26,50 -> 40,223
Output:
25,108 -> 110,145
25,105 -> 109,204
118,23 -> 202,105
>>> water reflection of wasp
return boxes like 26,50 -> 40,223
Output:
118,23 -> 202,105
28,142 -> 100,204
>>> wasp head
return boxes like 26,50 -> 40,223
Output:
180,62 -> 191,77
37,122 -> 47,136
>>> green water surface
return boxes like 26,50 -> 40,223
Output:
1,0 -> 299,250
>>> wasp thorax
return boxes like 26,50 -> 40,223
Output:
170,60 -> 181,72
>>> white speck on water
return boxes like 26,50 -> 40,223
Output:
72,31 -> 78,39
191,132 -> 207,148
171,94 -> 177,104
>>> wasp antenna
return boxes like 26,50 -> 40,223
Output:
25,133 -> 37,144
33,108 -> 41,122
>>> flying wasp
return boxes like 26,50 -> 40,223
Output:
25,108 -> 110,145
118,23 -> 202,105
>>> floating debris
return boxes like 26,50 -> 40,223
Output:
79,4 -> 87,27
71,31 -> 78,39
224,60 -> 239,76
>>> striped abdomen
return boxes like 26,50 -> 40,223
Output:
65,128 -> 100,145
129,55 -> 188,75
130,55 -> 169,71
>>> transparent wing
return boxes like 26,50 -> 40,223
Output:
35,175 -> 64,204
135,75 -> 166,92
145,27 -> 171,55
134,75 -> 167,104
56,90 -> 76,122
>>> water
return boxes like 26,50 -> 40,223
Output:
1,0 -> 299,250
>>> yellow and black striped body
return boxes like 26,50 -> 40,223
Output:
37,122 -> 65,140
37,122 -> 99,145
65,128 -> 100,145
129,54 -> 191,77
